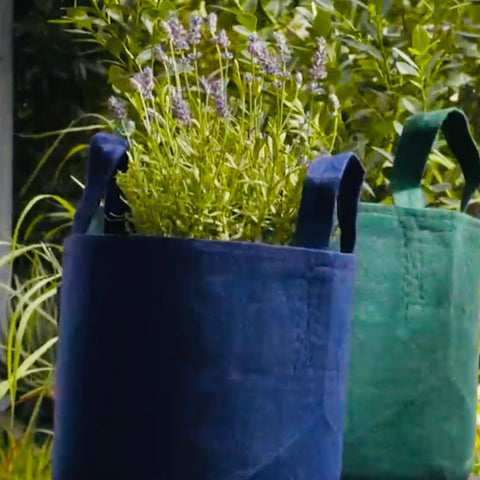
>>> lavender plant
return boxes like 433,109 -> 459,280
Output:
59,0 -> 480,212
111,13 -> 338,243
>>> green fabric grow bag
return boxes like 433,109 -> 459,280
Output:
342,109 -> 480,480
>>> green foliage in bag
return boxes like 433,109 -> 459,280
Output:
343,109 -> 480,480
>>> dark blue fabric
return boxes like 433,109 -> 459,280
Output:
53,134 -> 364,480
295,153 -> 364,253
72,132 -> 129,235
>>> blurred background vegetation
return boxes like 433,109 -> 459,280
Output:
13,0 -> 107,216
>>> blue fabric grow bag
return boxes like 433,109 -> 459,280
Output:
52,133 -> 364,480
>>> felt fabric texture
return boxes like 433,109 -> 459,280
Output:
52,134 -> 364,480
342,109 -> 480,480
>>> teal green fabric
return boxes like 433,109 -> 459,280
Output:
342,109 -> 480,480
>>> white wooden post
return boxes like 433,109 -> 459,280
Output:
0,0 -> 13,332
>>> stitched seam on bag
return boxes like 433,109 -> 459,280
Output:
304,255 -> 313,370
292,256 -> 309,374
360,204 -> 480,225
360,211 -> 480,234
364,212 -> 456,232
398,215 -> 412,342
397,214 -> 433,378
73,235 -> 355,267
241,412 -> 331,479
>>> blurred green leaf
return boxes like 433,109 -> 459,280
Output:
412,25 -> 432,53
311,11 -> 332,38
260,0 -> 293,22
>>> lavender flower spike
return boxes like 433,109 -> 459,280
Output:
154,44 -> 175,71
215,29 -> 230,48
170,87 -> 192,125
247,33 -> 265,60
310,37 -> 328,81
162,14 -> 190,51
210,79 -> 229,118
188,13 -> 203,46
247,33 -> 284,78
160,20 -> 172,37
108,96 -> 127,120
177,57 -> 194,74
200,77 -> 214,96
306,82 -> 324,94
273,32 -> 291,63
130,67 -> 155,99
154,44 -> 169,63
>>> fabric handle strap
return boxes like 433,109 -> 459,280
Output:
72,133 -> 129,235
294,153 -> 365,253
391,108 -> 480,210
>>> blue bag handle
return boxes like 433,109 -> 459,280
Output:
294,153 -> 365,253
72,133 -> 129,235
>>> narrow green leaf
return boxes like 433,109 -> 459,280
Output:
0,338 -> 58,401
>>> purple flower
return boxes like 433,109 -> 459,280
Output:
201,77 -> 229,117
214,29 -> 230,48
247,33 -> 265,60
170,87 -> 192,125
154,45 -> 169,63
177,57 -> 194,74
272,79 -> 283,89
154,44 -> 175,71
264,57 -> 286,77
273,32 -> 291,63
188,14 -> 203,46
247,33 -> 285,78
200,77 -> 214,96
162,14 -> 190,51
305,81 -> 324,94
310,37 -> 328,81
188,51 -> 203,60
130,67 -> 155,99
210,79 -> 229,118
108,96 -> 128,120
160,20 -> 172,36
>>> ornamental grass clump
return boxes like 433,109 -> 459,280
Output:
113,12 -> 338,243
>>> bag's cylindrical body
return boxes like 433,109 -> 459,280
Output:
53,137 -> 364,480
343,205 -> 480,480
54,236 -> 353,480
342,109 -> 480,480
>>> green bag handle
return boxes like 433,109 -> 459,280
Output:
391,108 -> 480,211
